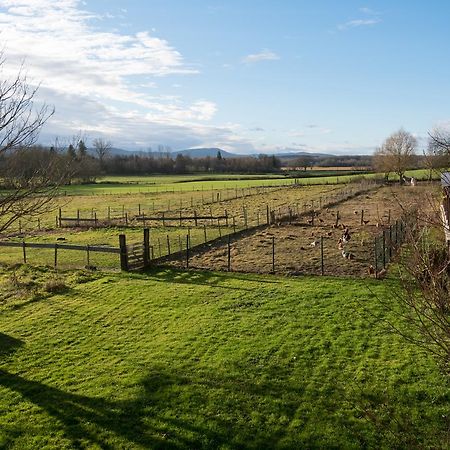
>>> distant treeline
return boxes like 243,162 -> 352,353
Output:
1,144 -> 421,185
0,145 -> 281,185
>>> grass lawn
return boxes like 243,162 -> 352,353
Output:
0,266 -> 448,449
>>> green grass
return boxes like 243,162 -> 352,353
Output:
0,266 -> 448,449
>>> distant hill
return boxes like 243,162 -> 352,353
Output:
172,148 -> 240,158
91,146 -> 335,159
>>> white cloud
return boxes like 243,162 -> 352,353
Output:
338,18 -> 381,31
0,0 -> 245,150
242,49 -> 280,64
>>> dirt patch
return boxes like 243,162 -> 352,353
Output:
166,185 -> 436,277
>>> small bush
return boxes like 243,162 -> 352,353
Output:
44,277 -> 68,293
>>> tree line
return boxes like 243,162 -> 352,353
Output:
0,143 -> 282,185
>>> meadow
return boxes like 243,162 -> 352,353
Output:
0,266 -> 448,449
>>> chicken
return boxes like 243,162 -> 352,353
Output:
341,250 -> 355,260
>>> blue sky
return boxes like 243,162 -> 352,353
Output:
1,0 -> 449,154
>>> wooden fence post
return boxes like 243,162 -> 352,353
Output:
272,236 -> 275,274
266,204 -> 270,224
167,235 -> 171,255
320,237 -> 324,276
186,234 -> 190,269
22,241 -> 26,263
360,209 -> 364,226
54,243 -> 58,269
227,235 -> 231,272
143,228 -> 150,267
374,237 -> 378,279
86,245 -> 90,267
119,234 -> 128,271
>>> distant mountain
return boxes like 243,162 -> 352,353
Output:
90,146 -> 335,159
172,148 -> 241,158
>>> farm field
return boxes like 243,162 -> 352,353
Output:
167,184 -> 438,277
0,266 -> 448,449
53,168 -> 438,196
0,184 -> 345,270
0,178 -> 439,274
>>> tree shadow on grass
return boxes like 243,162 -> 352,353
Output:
145,267 -> 282,290
0,363 -> 308,449
0,332 -> 23,357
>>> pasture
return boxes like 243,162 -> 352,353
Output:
0,173 -> 448,448
0,267 -> 449,449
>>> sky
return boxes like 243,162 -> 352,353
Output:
1,0 -> 450,155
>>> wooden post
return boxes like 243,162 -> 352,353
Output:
360,209 -> 364,226
272,236 -> 275,274
389,225 -> 393,259
382,230 -> 386,268
227,235 -> 231,271
167,235 -> 171,255
320,237 -> 324,276
138,204 -> 141,216
125,212 -> 128,226
257,210 -> 260,226
244,207 -> 248,229
22,241 -> 26,263
77,209 -> 80,227
374,237 -> 378,279
162,212 -> 165,227
119,234 -> 128,271
266,205 -> 270,224
186,234 -> 190,269
143,228 -> 150,266
388,209 -> 391,224
86,245 -> 90,267
179,210 -> 182,227
108,206 -> 111,221
233,216 -> 236,233
54,243 -> 58,269
58,208 -> 62,227
94,212 -> 97,228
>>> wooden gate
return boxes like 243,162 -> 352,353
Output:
119,229 -> 151,271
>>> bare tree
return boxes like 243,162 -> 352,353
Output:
0,53 -> 53,153
427,128 -> 450,174
0,53 -> 64,234
374,129 -> 417,183
93,138 -> 112,167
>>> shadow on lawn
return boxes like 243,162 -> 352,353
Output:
0,332 -> 23,357
0,364 -> 301,449
146,267 -> 282,290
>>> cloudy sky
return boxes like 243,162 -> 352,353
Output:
1,0 -> 449,154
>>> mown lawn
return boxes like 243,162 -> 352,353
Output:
0,266 -> 448,449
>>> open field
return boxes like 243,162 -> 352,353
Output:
0,179 -> 439,275
167,184 -> 438,277
0,266 -> 449,449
